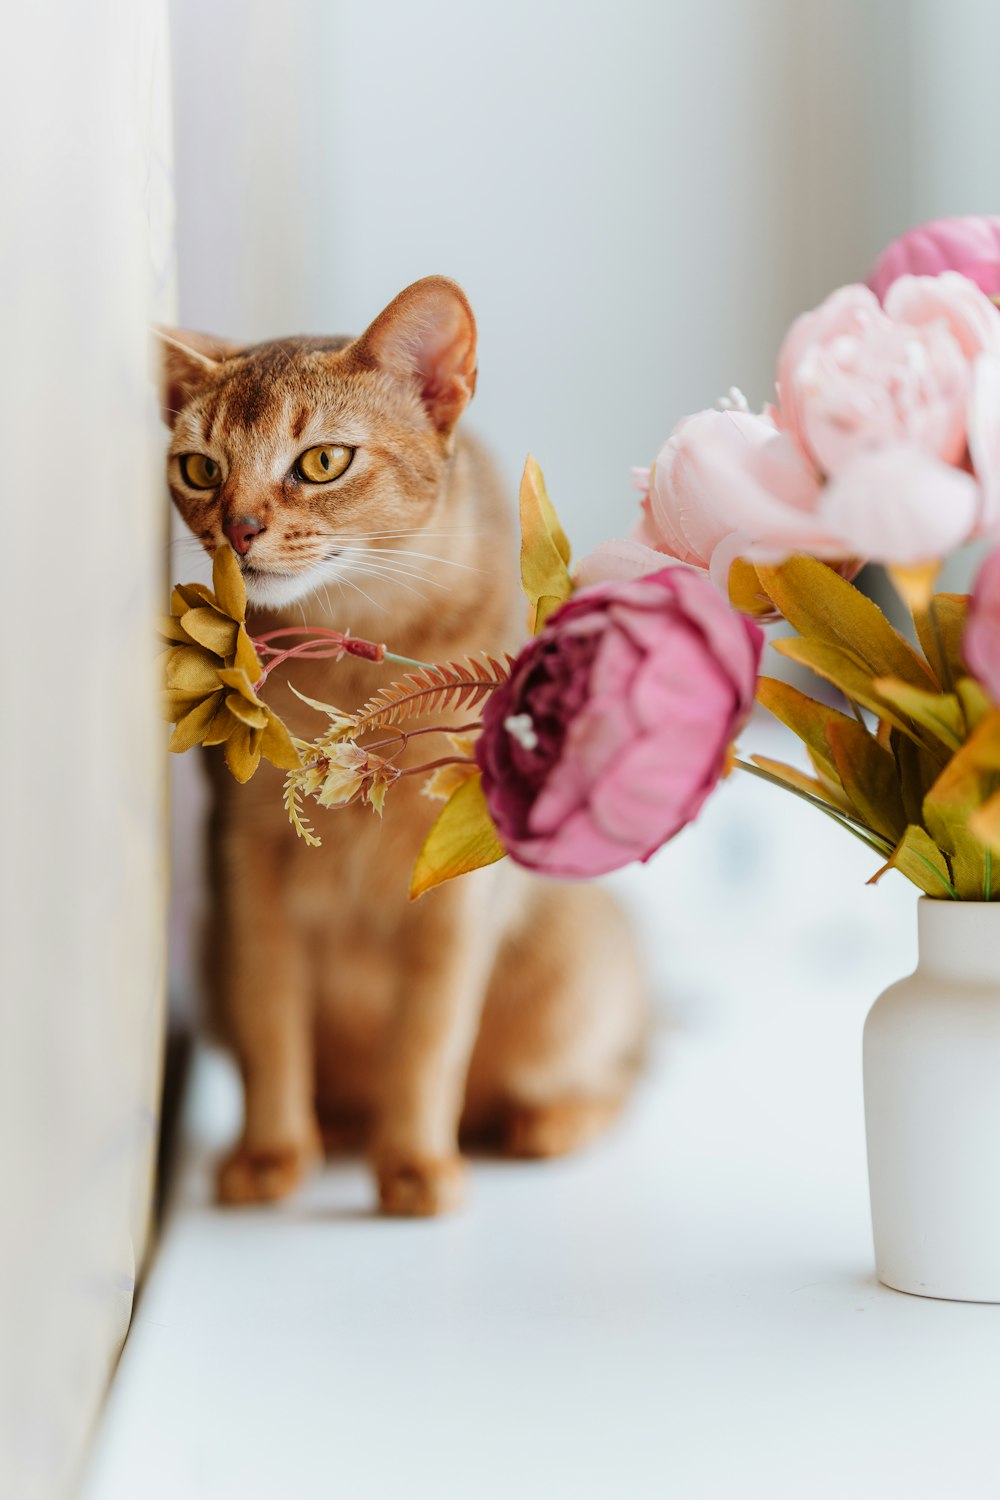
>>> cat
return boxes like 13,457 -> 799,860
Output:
158,276 -> 647,1216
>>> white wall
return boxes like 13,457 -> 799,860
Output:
168,0 -> 1000,554
0,5 -> 174,1496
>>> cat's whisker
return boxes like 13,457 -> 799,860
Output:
336,550 -> 450,593
343,562 -> 435,602
355,546 -> 485,574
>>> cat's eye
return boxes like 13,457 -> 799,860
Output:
296,445 -> 353,483
179,453 -> 221,489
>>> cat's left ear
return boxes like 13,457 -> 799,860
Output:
152,326 -> 241,430
349,277 -> 478,437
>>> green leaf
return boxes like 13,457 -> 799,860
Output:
756,557 -> 936,689
869,825 -> 957,898
957,676 -> 993,734
410,772 -> 506,899
924,711 -> 1000,898
825,720 -> 906,842
755,676 -> 855,783
971,789 -> 1000,858
749,754 -> 854,815
519,455 -> 573,634
872,678 -> 964,750
914,593 -> 970,689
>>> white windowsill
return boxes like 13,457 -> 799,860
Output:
81,764 -> 1000,1499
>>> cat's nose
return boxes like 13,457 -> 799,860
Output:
222,515 -> 265,556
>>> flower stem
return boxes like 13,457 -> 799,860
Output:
384,650 -> 435,669
733,758 -> 893,858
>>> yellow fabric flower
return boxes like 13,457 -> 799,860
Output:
161,545 -> 300,782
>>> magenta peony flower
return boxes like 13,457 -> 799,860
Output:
966,545 -> 1000,703
869,216 -> 1000,302
476,568 -> 763,878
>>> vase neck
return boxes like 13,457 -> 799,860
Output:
917,898 -> 1000,984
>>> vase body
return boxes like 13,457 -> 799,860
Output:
864,897 -> 1000,1302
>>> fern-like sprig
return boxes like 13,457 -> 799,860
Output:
353,654 -> 512,736
283,771 -> 322,847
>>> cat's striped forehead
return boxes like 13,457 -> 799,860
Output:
183,337 -> 359,456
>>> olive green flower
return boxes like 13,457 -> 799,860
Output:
160,545 -> 300,783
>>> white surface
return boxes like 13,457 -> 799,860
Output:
865,899 -> 1000,1302
0,6 -> 174,1498
82,765 -> 1000,1499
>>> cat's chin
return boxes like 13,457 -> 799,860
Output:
241,566 -> 320,610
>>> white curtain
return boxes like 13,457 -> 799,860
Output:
0,4 -> 174,1497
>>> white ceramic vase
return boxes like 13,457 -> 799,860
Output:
864,896 -> 1000,1302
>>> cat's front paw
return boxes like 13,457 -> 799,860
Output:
217,1139 -> 318,1205
375,1150 -> 467,1217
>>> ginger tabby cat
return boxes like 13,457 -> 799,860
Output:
159,277 -> 646,1216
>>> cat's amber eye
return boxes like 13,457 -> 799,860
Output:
179,454 -> 221,489
295,444 -> 353,483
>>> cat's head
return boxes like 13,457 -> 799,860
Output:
157,277 -> 477,610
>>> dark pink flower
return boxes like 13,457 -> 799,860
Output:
476,569 -> 763,878
869,216 -> 1000,302
966,545 -> 1000,703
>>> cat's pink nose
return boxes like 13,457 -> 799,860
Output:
223,515 -> 264,556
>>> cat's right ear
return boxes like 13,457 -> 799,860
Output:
152,327 -> 238,429
348,277 -> 478,438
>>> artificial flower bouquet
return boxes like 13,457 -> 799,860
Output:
163,216 -> 1000,903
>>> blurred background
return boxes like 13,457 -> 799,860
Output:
4,2 -> 1000,1497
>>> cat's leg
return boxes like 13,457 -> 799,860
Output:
213,830 -> 321,1205
373,870 -> 502,1216
466,880 -> 648,1159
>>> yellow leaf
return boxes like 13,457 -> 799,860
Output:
754,676 -> 854,783
422,759 -> 479,802
260,711 -> 302,771
225,692 -> 268,730
158,614 -> 191,644
957,676 -> 993,734
914,593 -> 969,690
410,772 -> 506,899
825,720 -> 906,842
970,790 -> 1000,855
234,626 -> 263,685
869,824 -> 957,897
203,703 -> 241,747
165,644 -> 223,695
923,711 -> 1000,897
771,638 -> 914,737
180,607 -> 238,657
887,561 -> 940,615
168,691 -> 223,752
728,558 -> 778,619
212,543 -> 247,622
216,665 -> 262,703
224,724 -> 263,783
756,557 -> 936,689
749,755 -> 854,814
519,455 -> 573,634
872,677 -> 964,750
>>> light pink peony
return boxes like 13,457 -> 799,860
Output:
475,568 -> 763,878
581,272 -> 1000,590
869,216 -> 1000,303
965,545 -> 1000,703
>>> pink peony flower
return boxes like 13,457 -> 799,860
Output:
869,216 -> 1000,303
965,545 -> 1000,703
475,568 -> 763,878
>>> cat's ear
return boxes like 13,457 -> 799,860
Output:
152,326 -> 240,429
349,277 -> 478,436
